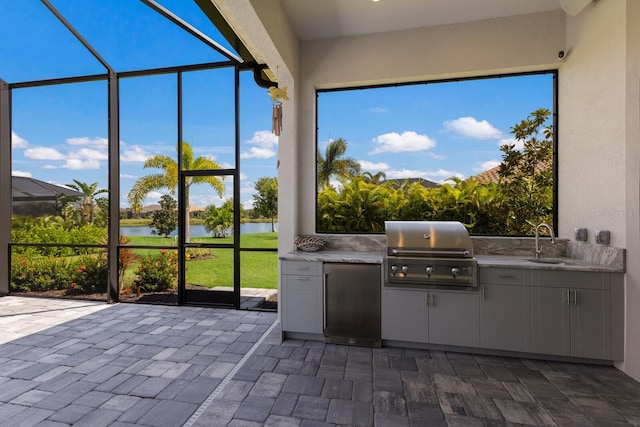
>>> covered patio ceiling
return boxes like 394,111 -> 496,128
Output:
278,0 -> 563,41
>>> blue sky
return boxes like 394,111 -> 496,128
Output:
3,0 -> 277,211
2,1 -> 553,212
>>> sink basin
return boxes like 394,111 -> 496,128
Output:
526,257 -> 578,265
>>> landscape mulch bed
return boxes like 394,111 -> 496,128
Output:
10,286 -> 277,309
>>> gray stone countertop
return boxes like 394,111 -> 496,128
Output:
475,255 -> 624,273
280,251 -> 624,273
280,250 -> 384,264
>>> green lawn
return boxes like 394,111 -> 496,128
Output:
122,233 -> 278,290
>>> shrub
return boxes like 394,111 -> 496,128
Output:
185,239 -> 213,260
11,216 -> 107,256
68,254 -> 108,294
134,250 -> 178,293
10,253 -> 107,294
10,255 -> 71,292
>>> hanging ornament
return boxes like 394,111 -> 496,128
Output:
268,86 -> 288,136
267,86 -> 289,102
272,102 -> 283,136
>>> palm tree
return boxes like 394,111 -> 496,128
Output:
362,170 -> 387,184
317,138 -> 361,190
127,141 -> 224,242
65,180 -> 108,223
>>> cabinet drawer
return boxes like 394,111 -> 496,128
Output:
282,260 -> 322,276
479,268 -> 525,285
537,270 -> 608,290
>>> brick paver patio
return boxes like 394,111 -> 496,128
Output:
2,296 -> 640,426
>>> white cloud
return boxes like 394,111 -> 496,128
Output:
69,148 -> 108,161
428,169 -> 465,181
241,130 -> 278,159
247,130 -> 278,148
12,131 -> 28,148
121,146 -> 150,162
12,170 -> 32,177
240,172 -> 248,181
63,159 -> 101,170
358,160 -> 390,171
474,160 -> 501,172
443,117 -> 502,140
369,131 -> 436,154
24,147 -> 65,160
120,173 -> 138,179
144,191 -> 165,205
240,147 -> 276,159
370,107 -> 388,113
498,137 -> 524,150
43,165 -> 58,169
66,136 -> 108,147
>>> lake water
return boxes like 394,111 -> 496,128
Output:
121,222 -> 277,237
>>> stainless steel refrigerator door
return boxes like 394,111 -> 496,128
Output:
323,263 -> 381,347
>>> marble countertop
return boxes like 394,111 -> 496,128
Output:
475,255 -> 624,272
281,250 -> 624,273
281,250 -> 384,264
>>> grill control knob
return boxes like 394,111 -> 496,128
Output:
401,265 -> 409,274
390,264 -> 399,274
425,266 -> 434,277
451,267 -> 460,278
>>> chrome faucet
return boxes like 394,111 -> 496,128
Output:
535,223 -> 556,258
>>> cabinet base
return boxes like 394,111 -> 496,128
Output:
382,339 -> 618,365
325,335 -> 382,348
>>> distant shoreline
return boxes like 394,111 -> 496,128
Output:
120,218 -> 276,227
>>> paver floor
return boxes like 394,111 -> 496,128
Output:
2,296 -> 640,426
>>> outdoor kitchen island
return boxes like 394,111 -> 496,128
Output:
280,241 -> 625,364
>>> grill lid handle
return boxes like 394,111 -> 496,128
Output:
390,248 -> 471,257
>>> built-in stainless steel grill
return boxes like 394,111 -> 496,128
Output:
385,221 -> 477,290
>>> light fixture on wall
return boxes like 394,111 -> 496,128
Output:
558,0 -> 594,16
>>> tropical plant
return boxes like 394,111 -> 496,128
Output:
10,251 -> 107,294
498,108 -> 554,234
253,177 -> 278,232
134,250 -> 179,294
11,215 -> 106,256
150,195 -> 178,238
93,197 -> 109,228
202,204 -> 233,238
65,179 -> 108,223
317,138 -> 361,190
113,235 -> 139,289
127,141 -> 225,242
362,170 -> 387,184
68,254 -> 109,294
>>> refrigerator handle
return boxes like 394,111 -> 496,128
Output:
323,273 -> 328,330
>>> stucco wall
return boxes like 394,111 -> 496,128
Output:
624,0 -> 640,381
559,0 -> 640,382
297,10 -> 566,234
559,0 -> 627,247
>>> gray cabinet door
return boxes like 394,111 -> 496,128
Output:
429,291 -> 480,347
382,288 -> 428,342
571,289 -> 611,359
532,286 -> 571,356
480,284 -> 531,352
281,274 -> 323,334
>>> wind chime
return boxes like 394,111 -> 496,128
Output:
268,85 -> 288,136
